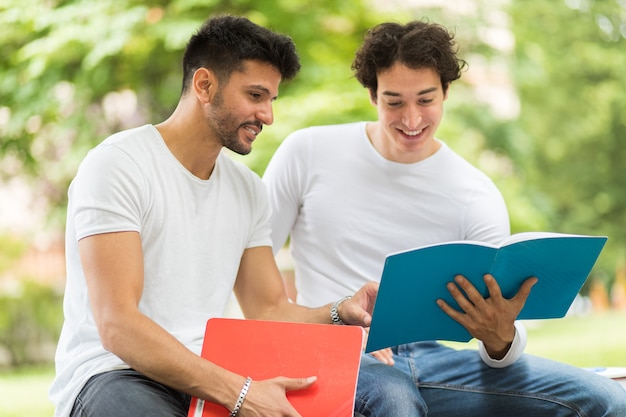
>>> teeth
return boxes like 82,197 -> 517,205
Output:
402,128 -> 423,136
245,127 -> 258,136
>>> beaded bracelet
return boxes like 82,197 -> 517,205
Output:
230,376 -> 252,417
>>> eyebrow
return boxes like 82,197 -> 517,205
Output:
249,84 -> 278,100
381,87 -> 438,97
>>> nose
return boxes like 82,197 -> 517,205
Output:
257,102 -> 274,126
402,104 -> 422,130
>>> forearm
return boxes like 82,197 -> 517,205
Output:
98,309 -> 242,409
243,295 -> 333,324
243,284 -> 375,329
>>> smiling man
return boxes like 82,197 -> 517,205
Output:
49,15 -> 378,417
263,19 -> 626,416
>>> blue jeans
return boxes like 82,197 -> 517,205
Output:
70,369 -> 191,417
355,341 -> 626,417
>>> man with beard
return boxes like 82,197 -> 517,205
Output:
49,15 -> 377,417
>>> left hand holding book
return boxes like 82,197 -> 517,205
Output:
188,318 -> 364,417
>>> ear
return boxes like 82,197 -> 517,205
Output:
192,68 -> 218,103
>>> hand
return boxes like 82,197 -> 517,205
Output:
369,348 -> 395,366
339,281 -> 379,327
436,274 -> 537,358
239,376 -> 317,417
361,328 -> 395,365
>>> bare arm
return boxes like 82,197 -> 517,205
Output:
233,246 -> 377,327
80,231 -> 315,416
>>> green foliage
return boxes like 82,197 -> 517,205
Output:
0,0 -> 393,222
0,281 -> 63,366
7,0 -> 616,274
0,235 -> 27,273
508,0 -> 626,280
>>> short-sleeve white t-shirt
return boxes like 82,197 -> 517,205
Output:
50,124 -> 272,417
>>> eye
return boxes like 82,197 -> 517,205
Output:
387,101 -> 402,107
419,98 -> 434,105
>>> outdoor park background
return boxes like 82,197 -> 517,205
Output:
1,0 -> 625,415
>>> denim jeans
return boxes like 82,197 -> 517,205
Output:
355,341 -> 626,417
70,369 -> 191,417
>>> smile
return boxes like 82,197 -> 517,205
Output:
400,128 -> 423,136
244,126 -> 259,136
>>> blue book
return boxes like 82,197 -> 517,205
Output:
365,232 -> 608,352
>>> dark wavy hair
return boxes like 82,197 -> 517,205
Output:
181,15 -> 301,94
352,20 -> 467,97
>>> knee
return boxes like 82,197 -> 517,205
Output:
355,364 -> 426,416
571,377 -> 626,416
602,382 -> 626,416
358,362 -> 417,399
369,373 -> 417,399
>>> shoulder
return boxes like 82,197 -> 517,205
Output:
101,124 -> 161,155
437,143 -> 492,179
283,122 -> 365,145
85,125 -> 159,165
434,142 -> 502,194
74,125 -> 162,192
276,122 -> 366,159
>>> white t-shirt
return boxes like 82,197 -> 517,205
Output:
50,124 -> 272,417
263,121 -> 526,367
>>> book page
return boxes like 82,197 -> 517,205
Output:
386,239 -> 497,257
500,231 -> 583,246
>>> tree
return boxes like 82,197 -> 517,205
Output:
0,0 -> 392,228
1,0 -> 546,237
509,0 -> 626,283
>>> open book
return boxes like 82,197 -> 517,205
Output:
365,232 -> 607,352
188,318 -> 364,417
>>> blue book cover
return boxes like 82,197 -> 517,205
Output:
365,232 -> 608,352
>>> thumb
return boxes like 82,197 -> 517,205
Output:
282,376 -> 317,392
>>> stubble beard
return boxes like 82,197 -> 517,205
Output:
209,91 -> 253,156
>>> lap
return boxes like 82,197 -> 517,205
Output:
70,369 -> 190,417
356,342 -> 626,417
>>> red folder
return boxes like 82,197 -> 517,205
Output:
187,318 -> 364,417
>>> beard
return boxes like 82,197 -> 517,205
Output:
208,90 -> 261,156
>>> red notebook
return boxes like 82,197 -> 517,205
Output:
187,318 -> 364,417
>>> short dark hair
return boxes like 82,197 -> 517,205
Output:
181,15 -> 301,93
352,20 -> 467,96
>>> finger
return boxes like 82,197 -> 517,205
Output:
483,274 -> 503,299
282,376 -> 317,392
360,312 -> 372,327
370,348 -> 395,365
446,279 -> 477,314
513,276 -> 538,305
452,275 -> 486,307
436,298 -> 466,324
344,295 -> 373,327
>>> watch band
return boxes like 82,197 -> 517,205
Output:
330,295 -> 352,325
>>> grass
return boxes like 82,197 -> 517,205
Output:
0,365 -> 55,417
444,310 -> 626,367
2,310 -> 624,417
525,310 -> 626,366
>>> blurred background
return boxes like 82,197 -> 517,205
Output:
1,0 -> 625,414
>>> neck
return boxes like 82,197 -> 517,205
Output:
366,122 -> 441,164
155,99 -> 221,180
